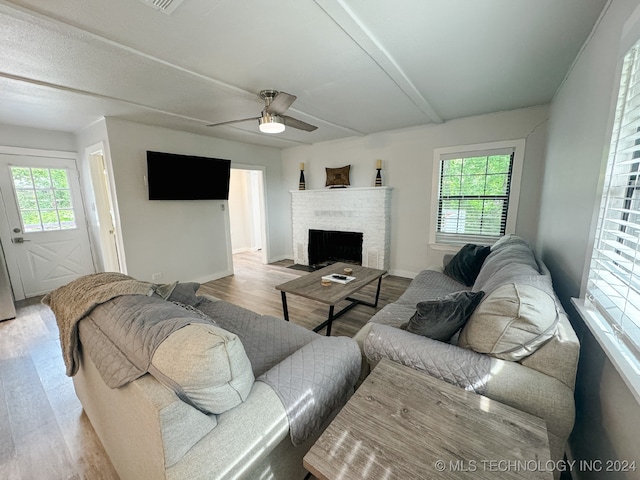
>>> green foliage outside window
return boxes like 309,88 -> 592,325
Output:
10,167 -> 77,232
439,154 -> 512,237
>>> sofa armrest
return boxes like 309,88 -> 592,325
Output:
363,323 -> 492,394
166,381 -> 291,480
361,323 -> 575,465
443,253 -> 455,267
258,336 -> 361,446
425,264 -> 444,273
197,293 -> 220,303
73,347 -> 218,478
483,360 -> 575,453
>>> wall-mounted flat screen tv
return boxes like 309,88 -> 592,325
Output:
147,151 -> 231,200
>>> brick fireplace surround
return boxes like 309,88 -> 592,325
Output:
291,187 -> 392,270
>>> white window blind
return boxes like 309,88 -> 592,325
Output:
436,148 -> 515,244
587,42 -> 640,356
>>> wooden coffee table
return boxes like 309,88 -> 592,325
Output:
304,359 -> 552,480
275,262 -> 386,336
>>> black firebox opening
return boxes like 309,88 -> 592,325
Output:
308,229 -> 363,267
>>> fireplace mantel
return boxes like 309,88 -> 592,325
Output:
289,187 -> 392,194
290,187 -> 392,270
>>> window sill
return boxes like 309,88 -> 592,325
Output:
428,243 -> 463,252
429,241 -> 493,252
571,297 -> 640,405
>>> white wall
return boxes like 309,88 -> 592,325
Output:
102,118 -> 285,283
75,119 -> 115,273
538,0 -> 640,476
0,123 -> 76,151
282,105 -> 549,277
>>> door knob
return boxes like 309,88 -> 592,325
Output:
12,237 -> 30,243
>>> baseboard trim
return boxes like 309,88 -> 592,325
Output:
232,247 -> 256,254
388,268 -> 418,279
193,269 -> 233,284
268,254 -> 291,263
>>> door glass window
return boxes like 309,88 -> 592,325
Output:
10,167 -> 77,232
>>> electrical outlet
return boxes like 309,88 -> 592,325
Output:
151,272 -> 162,281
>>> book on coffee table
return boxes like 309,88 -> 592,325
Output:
321,274 -> 356,284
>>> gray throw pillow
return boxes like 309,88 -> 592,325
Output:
400,291 -> 485,342
443,244 -> 491,287
167,282 -> 202,306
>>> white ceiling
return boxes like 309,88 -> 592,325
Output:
0,0 -> 608,148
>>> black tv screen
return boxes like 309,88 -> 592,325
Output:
147,151 -> 231,200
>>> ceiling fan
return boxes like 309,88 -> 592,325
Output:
206,90 -> 317,134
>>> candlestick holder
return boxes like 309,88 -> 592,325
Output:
299,169 -> 306,190
375,168 -> 382,187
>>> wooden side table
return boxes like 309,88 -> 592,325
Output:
304,359 -> 552,479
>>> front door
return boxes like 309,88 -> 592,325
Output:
0,154 -> 95,299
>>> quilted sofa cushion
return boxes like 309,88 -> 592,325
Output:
152,323 -> 254,414
458,283 -> 559,361
395,269 -> 469,308
364,323 -> 492,394
196,299 -> 318,377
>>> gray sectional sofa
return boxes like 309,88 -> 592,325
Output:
44,274 -> 361,480
354,235 -> 580,469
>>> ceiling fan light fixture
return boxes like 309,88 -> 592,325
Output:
207,90 -> 316,132
258,113 -> 285,134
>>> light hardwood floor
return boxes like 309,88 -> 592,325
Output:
199,253 -> 411,338
0,252 -> 411,479
0,296 -> 119,480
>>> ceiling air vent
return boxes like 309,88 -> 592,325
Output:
137,0 -> 185,15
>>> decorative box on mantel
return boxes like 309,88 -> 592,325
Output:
291,187 -> 392,270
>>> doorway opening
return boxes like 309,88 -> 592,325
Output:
86,145 -> 122,273
228,167 -> 268,265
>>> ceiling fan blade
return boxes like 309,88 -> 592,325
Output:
282,115 -> 318,132
206,116 -> 259,127
265,92 -> 297,115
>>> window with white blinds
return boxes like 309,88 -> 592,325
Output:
436,148 -> 515,244
587,42 -> 640,356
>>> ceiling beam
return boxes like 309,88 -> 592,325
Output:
315,0 -> 443,124
1,1 -> 363,139
0,71 -> 221,126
